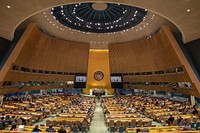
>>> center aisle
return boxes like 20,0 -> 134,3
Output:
88,101 -> 110,133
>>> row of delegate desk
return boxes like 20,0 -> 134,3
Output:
101,95 -> 200,132
126,126 -> 200,133
101,98 -> 152,128
45,96 -> 96,129
1,95 -> 96,132
0,95 -> 85,126
1,125 -> 70,133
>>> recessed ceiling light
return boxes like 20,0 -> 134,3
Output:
187,9 -> 190,12
7,5 -> 10,8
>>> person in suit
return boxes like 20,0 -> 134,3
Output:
57,125 -> 66,133
32,125 -> 42,132
167,115 -> 174,125
46,125 -> 55,132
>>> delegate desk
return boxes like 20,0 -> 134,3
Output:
105,114 -> 140,119
1,125 -> 70,133
48,117 -> 84,124
126,126 -> 183,133
107,118 -> 151,126
13,111 -> 44,121
59,114 -> 87,117
4,105 -> 18,111
0,108 -> 5,113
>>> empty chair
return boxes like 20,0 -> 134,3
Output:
109,126 -> 116,133
17,119 -> 22,125
46,120 -> 52,126
118,126 -> 125,133
52,120 -> 58,127
122,121 -> 130,129
66,121 -> 72,128
81,126 -> 87,133
163,118 -> 167,126
115,120 -> 121,129
130,119 -> 136,127
136,120 -> 142,127
144,121 -> 152,127
109,120 -> 114,127
75,121 -> 82,128
72,125 -> 79,133
32,115 -> 37,123
158,115 -> 164,122
82,120 -> 88,129
61,120 -> 67,126
193,118 -> 198,123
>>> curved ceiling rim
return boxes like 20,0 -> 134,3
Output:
10,1 -> 183,42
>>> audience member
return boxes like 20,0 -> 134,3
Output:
46,124 -> 55,132
57,125 -> 66,133
10,122 -> 17,130
32,125 -> 42,132
167,115 -> 174,125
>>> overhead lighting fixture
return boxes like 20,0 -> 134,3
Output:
7,5 -> 11,8
187,9 -> 190,12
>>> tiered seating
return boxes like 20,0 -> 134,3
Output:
101,96 -> 152,132
0,95 -> 72,126
0,125 -> 70,133
0,94 -> 96,132
45,96 -> 96,132
101,95 -> 200,132
126,126 -> 200,133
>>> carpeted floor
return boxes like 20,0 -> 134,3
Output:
88,102 -> 110,133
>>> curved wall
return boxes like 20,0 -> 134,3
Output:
0,23 -> 89,94
109,26 -> 200,97
109,27 -> 181,73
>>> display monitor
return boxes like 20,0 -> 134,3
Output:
110,74 -> 123,88
74,73 -> 87,88
111,76 -> 122,82
75,76 -> 87,82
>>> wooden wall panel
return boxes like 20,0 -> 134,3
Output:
123,85 -> 198,97
109,28 -> 182,73
123,74 -> 187,82
14,25 -> 89,73
110,26 -> 200,97
0,23 -> 89,94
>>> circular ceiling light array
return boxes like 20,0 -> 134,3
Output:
51,2 -> 147,33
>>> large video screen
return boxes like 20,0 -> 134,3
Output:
111,74 -> 123,88
75,76 -> 87,82
74,73 -> 87,88
111,76 -> 122,82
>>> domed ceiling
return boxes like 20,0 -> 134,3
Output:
18,2 -> 179,48
0,0 -> 200,45
51,3 -> 147,33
